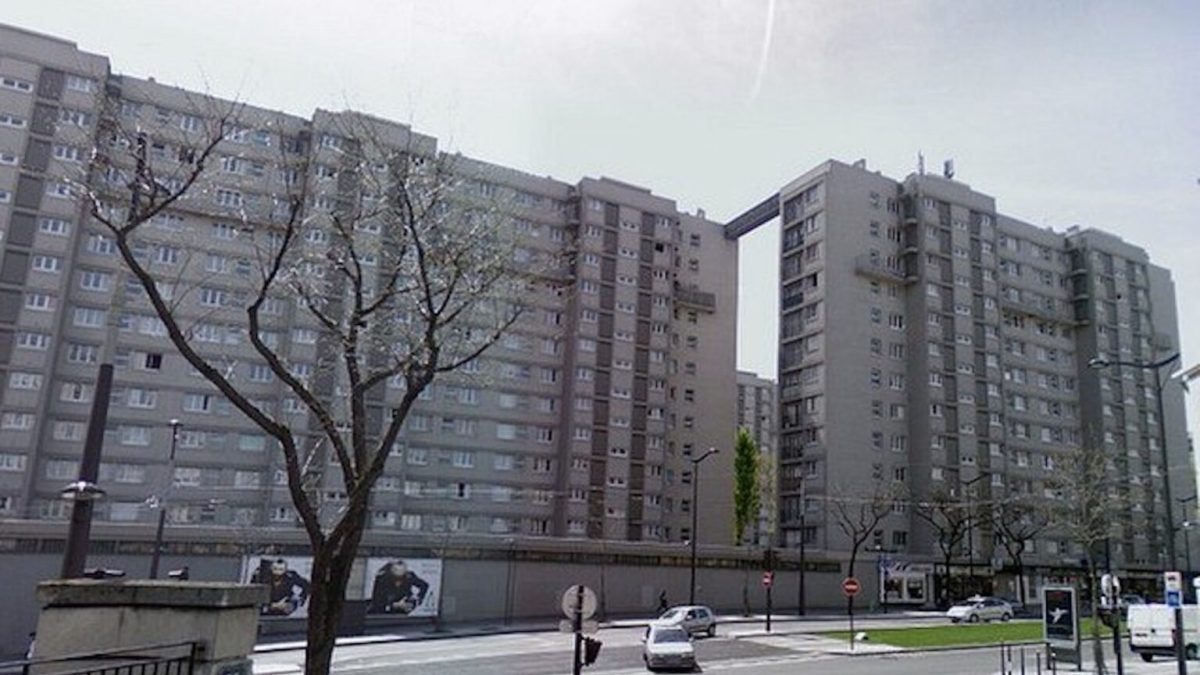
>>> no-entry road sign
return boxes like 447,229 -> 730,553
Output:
842,577 -> 861,597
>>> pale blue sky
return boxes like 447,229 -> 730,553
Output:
8,0 -> 1199,409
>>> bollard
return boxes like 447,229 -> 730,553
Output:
1036,651 -> 1042,675
1021,646 -> 1026,675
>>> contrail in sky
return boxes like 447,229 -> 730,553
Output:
749,0 -> 777,104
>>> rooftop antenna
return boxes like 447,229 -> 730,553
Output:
943,159 -> 955,179
917,152 -> 925,175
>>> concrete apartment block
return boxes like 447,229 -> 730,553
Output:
737,370 -> 777,546
730,158 -> 1193,594
0,23 -> 737,545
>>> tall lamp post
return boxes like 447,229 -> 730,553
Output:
1089,354 -> 1180,569
149,419 -> 183,579
1180,494 -> 1198,601
797,471 -> 807,616
961,473 -> 988,596
689,447 -> 720,605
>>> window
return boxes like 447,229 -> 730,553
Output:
238,434 -> 266,452
215,189 -> 243,207
0,113 -> 27,128
79,270 -> 112,291
0,77 -> 33,93
86,232 -> 116,255
58,108 -> 91,127
25,293 -> 55,312
126,388 -> 158,409
39,217 -> 71,236
32,255 -> 62,273
183,393 -> 214,413
119,425 -> 151,445
72,307 -> 106,328
0,453 -> 28,472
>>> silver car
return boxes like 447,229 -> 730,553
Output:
657,605 -> 717,637
642,624 -> 696,672
946,596 -> 1014,623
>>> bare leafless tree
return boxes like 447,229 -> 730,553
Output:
1048,446 -> 1125,675
828,481 -> 900,587
992,496 -> 1050,609
74,90 -> 546,674
913,486 -> 973,608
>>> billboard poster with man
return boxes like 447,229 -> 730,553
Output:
243,556 -> 313,619
364,557 -> 443,617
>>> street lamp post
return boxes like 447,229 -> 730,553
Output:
149,419 -> 183,579
1089,354 -> 1180,570
689,447 -> 720,605
962,473 -> 988,596
798,472 -> 807,616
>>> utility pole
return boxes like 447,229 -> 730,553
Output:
149,419 -> 183,579
798,474 -> 807,616
688,448 -> 719,605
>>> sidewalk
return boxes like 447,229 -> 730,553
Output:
253,609 -> 942,653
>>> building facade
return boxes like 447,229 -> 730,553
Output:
736,370 -> 777,546
729,158 -> 1193,592
0,23 -> 737,545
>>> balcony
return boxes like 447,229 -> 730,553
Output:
853,255 -> 916,284
673,284 -> 716,312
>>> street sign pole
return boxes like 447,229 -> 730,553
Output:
573,583 -> 583,675
764,548 -> 775,634
842,577 -> 861,651
1164,571 -> 1186,675
763,571 -> 774,633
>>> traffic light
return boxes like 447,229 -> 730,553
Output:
582,637 -> 602,666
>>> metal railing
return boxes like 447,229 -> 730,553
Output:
0,641 -> 197,675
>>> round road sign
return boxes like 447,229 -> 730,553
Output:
842,577 -> 861,597
762,571 -> 774,588
561,584 -> 599,620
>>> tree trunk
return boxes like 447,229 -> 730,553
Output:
942,553 -> 954,608
847,548 -> 858,617
1015,558 -> 1026,610
303,533 -> 364,675
742,568 -> 751,616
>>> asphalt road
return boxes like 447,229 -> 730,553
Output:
251,620 -> 1185,674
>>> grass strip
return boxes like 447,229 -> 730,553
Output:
819,619 -> 1117,649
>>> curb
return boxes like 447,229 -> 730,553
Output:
253,612 -> 939,653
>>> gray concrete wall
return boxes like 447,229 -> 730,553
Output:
0,547 -> 860,657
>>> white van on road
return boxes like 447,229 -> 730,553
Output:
1127,604 -> 1200,662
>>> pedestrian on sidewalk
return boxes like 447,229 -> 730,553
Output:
657,590 -> 669,614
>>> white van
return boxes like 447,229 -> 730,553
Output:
1127,604 -> 1200,662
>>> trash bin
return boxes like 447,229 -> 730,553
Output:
338,600 -> 370,637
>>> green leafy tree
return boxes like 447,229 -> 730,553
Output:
733,428 -> 762,545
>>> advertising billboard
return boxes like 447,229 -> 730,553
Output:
243,555 -> 313,619
364,557 -> 443,617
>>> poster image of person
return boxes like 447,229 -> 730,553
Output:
247,557 -> 312,618
365,558 -> 443,617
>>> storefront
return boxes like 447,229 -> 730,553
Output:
880,561 -> 935,606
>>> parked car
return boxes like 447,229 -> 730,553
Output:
1120,594 -> 1148,618
657,605 -> 717,637
1128,604 -> 1200,661
946,596 -> 1014,623
642,624 -> 697,672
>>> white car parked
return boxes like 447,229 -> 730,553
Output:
642,623 -> 697,672
946,596 -> 1014,623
